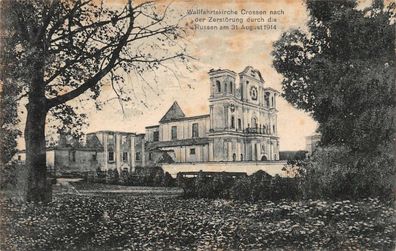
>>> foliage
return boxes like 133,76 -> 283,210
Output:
272,0 -> 395,151
106,169 -> 119,185
300,146 -> 395,201
272,0 -> 395,200
0,87 -> 21,165
128,166 -> 173,187
180,171 -> 300,202
0,27 -> 21,165
0,162 -> 18,189
162,172 -> 174,187
1,195 -> 395,250
91,166 -> 176,187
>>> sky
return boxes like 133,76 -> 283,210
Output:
17,0 -> 384,151
84,0 -> 318,151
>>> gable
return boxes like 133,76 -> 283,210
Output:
240,66 -> 264,82
86,135 -> 103,149
159,101 -> 185,123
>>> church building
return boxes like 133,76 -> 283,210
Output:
15,66 -> 280,174
145,66 -> 280,165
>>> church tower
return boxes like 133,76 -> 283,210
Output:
208,68 -> 237,131
208,66 -> 280,162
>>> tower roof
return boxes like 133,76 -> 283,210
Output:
159,101 -> 186,123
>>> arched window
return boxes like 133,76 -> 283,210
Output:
224,82 -> 228,94
238,119 -> 242,130
230,82 -> 233,94
273,125 -> 276,134
231,116 -> 235,129
265,92 -> 270,107
252,118 -> 257,128
216,80 -> 221,93
271,96 -> 274,107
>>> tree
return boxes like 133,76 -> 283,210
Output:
272,0 -> 395,152
1,0 -> 190,202
272,0 -> 395,199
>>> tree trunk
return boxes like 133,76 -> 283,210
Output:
24,77 -> 51,203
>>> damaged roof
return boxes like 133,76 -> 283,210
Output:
159,101 -> 186,123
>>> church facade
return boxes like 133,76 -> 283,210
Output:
145,66 -> 280,165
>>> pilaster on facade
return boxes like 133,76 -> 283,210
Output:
130,136 -> 135,172
115,134 -> 121,172
141,139 -> 145,167
103,134 -> 108,170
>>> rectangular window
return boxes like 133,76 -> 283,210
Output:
153,131 -> 159,141
149,152 -> 152,160
70,151 -> 76,162
17,155 -> 21,161
122,152 -> 128,162
135,152 -> 141,160
92,153 -> 97,161
190,148 -> 196,155
238,119 -> 242,130
192,123 -> 199,138
108,151 -> 114,162
171,126 -> 177,140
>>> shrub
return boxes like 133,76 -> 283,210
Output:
120,169 -> 129,184
229,177 -> 251,201
250,171 -> 272,201
0,161 -> 18,189
106,169 -> 119,184
178,171 -> 301,202
162,172 -> 174,187
270,175 -> 300,201
300,145 -> 395,201
114,166 -> 176,187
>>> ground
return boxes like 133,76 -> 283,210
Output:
0,183 -> 395,250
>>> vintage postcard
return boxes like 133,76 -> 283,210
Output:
0,0 -> 395,250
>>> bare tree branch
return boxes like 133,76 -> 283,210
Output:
47,0 -> 136,108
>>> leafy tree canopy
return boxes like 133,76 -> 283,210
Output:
272,0 -> 395,153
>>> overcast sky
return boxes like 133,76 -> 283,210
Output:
85,0 -> 318,151
17,0 -> 380,151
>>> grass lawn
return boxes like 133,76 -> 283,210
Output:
54,181 -> 184,196
1,194 -> 395,250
